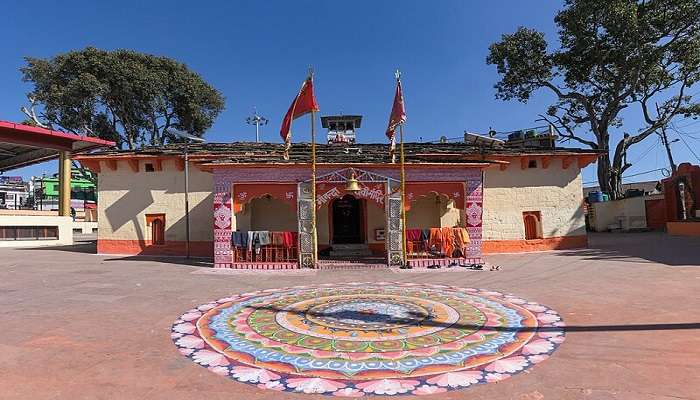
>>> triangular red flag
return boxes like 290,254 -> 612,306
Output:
280,77 -> 320,158
386,78 -> 406,162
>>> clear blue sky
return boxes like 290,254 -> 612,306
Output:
2,0 -> 698,186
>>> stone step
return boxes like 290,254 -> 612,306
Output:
329,244 -> 372,257
330,249 -> 373,257
317,261 -> 389,270
330,243 -> 370,250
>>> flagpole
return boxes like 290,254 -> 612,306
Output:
309,68 -> 318,268
399,122 -> 408,268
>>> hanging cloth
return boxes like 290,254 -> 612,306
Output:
247,231 -> 256,252
441,227 -> 455,258
406,229 -> 422,242
453,227 -> 471,257
232,231 -> 247,248
258,231 -> 272,246
271,231 -> 285,246
429,228 -> 443,254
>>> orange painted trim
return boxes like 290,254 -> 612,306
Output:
153,158 -> 163,171
197,162 -> 493,171
666,221 -> 700,236
127,159 -> 139,172
175,158 -> 185,171
79,159 -> 101,173
97,239 -> 212,257
541,156 -> 551,169
482,235 -> 587,253
520,157 -> 529,170
562,157 -> 574,170
106,159 -> 118,171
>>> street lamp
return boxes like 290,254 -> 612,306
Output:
166,128 -> 205,259
246,107 -> 268,143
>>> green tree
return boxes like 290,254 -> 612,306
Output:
487,0 -> 700,198
20,47 -> 225,150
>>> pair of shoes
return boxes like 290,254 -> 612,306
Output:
489,265 -> 501,271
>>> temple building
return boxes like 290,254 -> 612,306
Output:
76,115 -> 599,269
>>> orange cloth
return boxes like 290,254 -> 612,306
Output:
441,227 -> 455,257
429,228 -> 443,252
454,227 -> 471,257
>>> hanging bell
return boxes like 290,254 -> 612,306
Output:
345,173 -> 362,193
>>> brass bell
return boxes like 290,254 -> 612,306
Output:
345,173 -> 362,192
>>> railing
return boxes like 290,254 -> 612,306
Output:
231,231 -> 299,263
232,245 -> 298,263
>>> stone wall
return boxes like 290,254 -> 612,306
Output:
481,159 -> 587,252
96,159 -> 213,255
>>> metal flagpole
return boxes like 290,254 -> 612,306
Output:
184,141 -> 191,259
309,68 -> 318,267
399,121 -> 408,268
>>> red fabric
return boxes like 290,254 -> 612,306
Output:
280,77 -> 320,148
385,79 -> 406,139
232,183 -> 297,213
404,182 -> 465,211
283,232 -> 298,249
406,228 -> 422,241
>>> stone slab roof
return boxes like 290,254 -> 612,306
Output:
81,142 -> 600,165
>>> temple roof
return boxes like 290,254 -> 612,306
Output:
79,142 -> 601,166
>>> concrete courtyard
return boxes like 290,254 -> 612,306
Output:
0,232 -> 698,400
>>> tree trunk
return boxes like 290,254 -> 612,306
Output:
597,152 -> 613,196
610,135 -> 634,200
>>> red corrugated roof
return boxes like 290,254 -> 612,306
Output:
0,120 -> 115,172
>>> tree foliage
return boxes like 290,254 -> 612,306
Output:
21,47 -> 225,149
487,0 -> 700,198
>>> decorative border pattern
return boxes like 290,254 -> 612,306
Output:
171,282 -> 565,396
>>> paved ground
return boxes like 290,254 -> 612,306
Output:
0,232 -> 698,400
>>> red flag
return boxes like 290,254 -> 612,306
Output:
386,78 -> 406,162
280,77 -> 320,158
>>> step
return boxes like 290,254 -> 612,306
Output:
330,244 -> 370,250
330,249 -> 373,257
317,261 -> 389,270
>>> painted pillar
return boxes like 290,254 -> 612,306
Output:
58,151 -> 71,216
213,169 -> 233,268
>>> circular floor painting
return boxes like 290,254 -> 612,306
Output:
171,282 -> 565,396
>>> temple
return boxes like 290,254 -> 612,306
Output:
76,117 -> 599,269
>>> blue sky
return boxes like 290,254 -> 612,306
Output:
1,0 -> 698,186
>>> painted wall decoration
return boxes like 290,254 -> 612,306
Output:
404,182 -> 466,210
171,282 -> 565,396
316,182 -> 385,209
232,183 -> 297,213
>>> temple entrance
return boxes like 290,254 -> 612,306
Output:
331,195 -> 364,244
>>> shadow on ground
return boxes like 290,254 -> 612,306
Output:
554,231 -> 700,267
252,304 -> 700,333
28,238 -> 97,254
103,255 -> 213,268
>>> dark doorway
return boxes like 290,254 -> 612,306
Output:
332,195 -> 363,244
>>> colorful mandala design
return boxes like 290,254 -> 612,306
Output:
171,282 -> 566,396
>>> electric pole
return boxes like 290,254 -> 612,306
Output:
246,107 -> 268,143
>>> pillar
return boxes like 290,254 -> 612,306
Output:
58,151 -> 71,216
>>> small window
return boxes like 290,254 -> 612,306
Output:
528,160 -> 538,168
523,211 -> 542,240
144,163 -> 155,172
